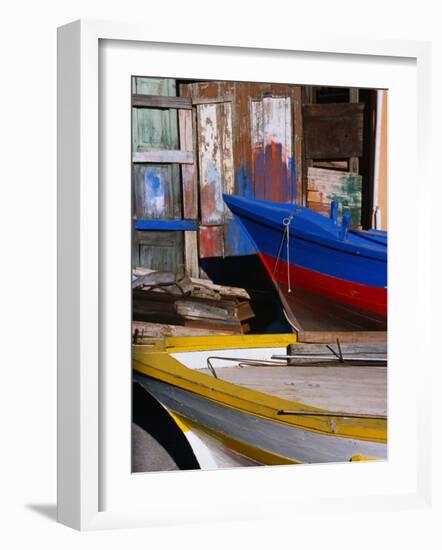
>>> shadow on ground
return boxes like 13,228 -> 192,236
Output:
26,504 -> 57,522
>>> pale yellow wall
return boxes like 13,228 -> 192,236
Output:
378,92 -> 388,230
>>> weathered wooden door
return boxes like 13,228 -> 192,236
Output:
132,77 -> 198,274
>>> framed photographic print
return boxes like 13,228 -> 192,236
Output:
57,19 -> 432,530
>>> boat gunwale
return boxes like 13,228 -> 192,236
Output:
226,197 -> 387,263
132,348 -> 387,444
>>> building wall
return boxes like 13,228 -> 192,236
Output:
378,92 -> 388,230
180,81 -> 302,261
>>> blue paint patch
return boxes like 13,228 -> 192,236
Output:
289,156 -> 296,203
252,143 -> 296,203
235,165 -> 253,199
224,217 -> 256,257
143,168 -> 168,219
135,219 -> 197,231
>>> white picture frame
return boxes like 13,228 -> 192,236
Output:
57,19 -> 433,531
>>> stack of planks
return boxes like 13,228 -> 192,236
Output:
132,267 -> 255,340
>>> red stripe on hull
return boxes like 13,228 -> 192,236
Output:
259,252 -> 387,316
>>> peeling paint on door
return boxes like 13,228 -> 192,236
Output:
251,97 -> 295,203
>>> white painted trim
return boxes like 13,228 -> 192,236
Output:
57,19 -> 433,530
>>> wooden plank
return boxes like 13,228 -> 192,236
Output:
198,364 -> 387,416
132,231 -> 184,271
184,319 -> 243,334
159,333 -> 297,351
349,88 -> 360,173
197,102 -> 234,225
191,95 -> 233,105
132,164 -> 181,220
178,109 -> 199,277
293,87 -> 304,205
132,321 -> 235,338
313,160 -> 348,170
134,219 -> 197,231
250,96 -> 293,202
307,167 -> 362,226
132,77 -> 176,96
132,80 -> 179,153
287,342 -> 387,356
178,110 -> 198,217
184,230 -> 199,278
198,103 -> 224,224
303,103 -> 364,160
199,225 -> 224,258
133,150 -> 193,164
133,267 -> 251,300
176,301 -> 234,321
301,87 -> 314,206
220,102 -> 234,198
132,94 -> 192,109
297,331 -> 387,344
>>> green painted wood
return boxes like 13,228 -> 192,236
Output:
132,230 -> 184,271
132,77 -> 186,271
132,78 -> 178,152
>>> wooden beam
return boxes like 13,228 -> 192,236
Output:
297,331 -> 387,344
191,95 -> 233,105
134,219 -> 197,231
303,103 -> 364,160
184,231 -> 199,277
178,109 -> 199,277
178,110 -> 198,216
349,88 -> 360,173
132,94 -> 192,109
132,150 -> 193,164
292,87 -> 304,205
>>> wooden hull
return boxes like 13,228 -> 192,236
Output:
133,335 -> 387,466
223,194 -> 387,329
134,373 -> 387,465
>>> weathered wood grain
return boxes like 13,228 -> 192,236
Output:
293,87 -> 304,205
288,342 -> 386,353
133,150 -> 193,164
132,321 -> 234,338
250,96 -> 293,202
132,164 -> 181,220
191,95 -> 233,105
197,102 -> 234,225
176,301 -> 233,321
133,267 -> 250,300
197,364 -> 387,416
199,225 -> 225,258
132,231 -> 184,271
184,231 -> 199,278
297,331 -> 387,344
132,94 -> 192,109
307,167 -> 362,226
178,110 -> 197,217
178,109 -> 199,277
303,102 -> 364,160
349,88 -> 360,174
180,81 -> 302,257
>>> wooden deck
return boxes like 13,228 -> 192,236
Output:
196,364 -> 387,416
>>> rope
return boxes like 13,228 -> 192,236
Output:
272,215 -> 294,293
